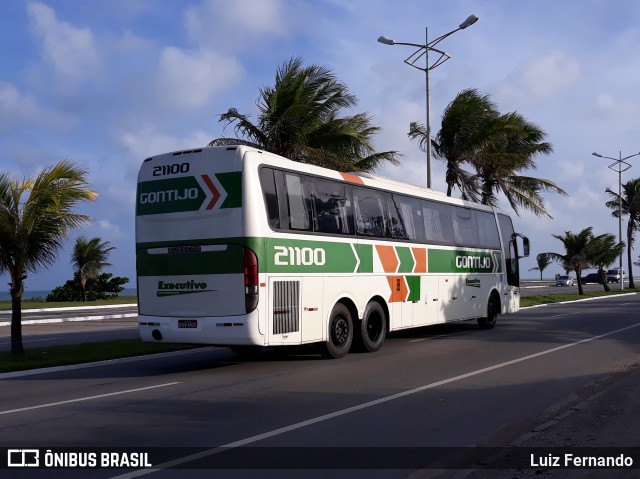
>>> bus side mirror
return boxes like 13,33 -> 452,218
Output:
512,233 -> 530,258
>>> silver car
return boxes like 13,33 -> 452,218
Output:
555,275 -> 575,286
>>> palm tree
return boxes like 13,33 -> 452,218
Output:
409,88 -> 497,199
585,233 -> 625,292
528,253 -> 552,280
210,57 -> 399,172
471,111 -> 567,216
0,160 -> 96,354
71,236 -> 114,302
409,88 -> 567,216
546,227 -> 595,295
605,178 -> 640,288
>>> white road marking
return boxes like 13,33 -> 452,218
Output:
110,321 -> 640,478
548,312 -> 581,319
409,331 -> 466,342
0,338 -> 58,346
0,382 -> 180,416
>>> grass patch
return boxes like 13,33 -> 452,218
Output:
0,339 -> 198,374
0,296 -> 137,311
521,287 -> 639,308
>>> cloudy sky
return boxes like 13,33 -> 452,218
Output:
2,0 -> 640,292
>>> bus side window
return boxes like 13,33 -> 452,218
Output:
258,167 -> 280,229
311,179 -> 354,235
391,194 -> 425,241
475,211 -> 501,249
422,200 -> 454,244
387,194 -> 407,240
353,187 -> 388,238
452,207 -> 479,247
284,173 -> 312,231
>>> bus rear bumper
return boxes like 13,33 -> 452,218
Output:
138,311 -> 263,346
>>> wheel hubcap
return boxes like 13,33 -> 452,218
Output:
333,317 -> 348,345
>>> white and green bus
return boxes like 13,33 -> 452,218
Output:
136,145 -> 529,358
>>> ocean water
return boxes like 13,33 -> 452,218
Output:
0,288 -> 137,301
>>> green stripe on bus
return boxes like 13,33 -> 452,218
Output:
267,238 -> 358,273
428,249 -> 498,274
137,244 -> 244,276
356,244 -> 373,273
396,247 -> 415,273
217,171 -> 242,209
406,276 -> 420,302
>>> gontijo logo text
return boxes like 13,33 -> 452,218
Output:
136,171 -> 241,216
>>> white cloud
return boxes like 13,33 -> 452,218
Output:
156,47 -> 243,110
27,1 -> 100,79
184,0 -> 285,51
522,51 -> 580,96
0,82 -> 43,128
119,128 -> 214,161
496,50 -> 580,106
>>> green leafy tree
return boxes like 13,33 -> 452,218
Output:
605,178 -> 640,288
72,236 -> 115,301
0,161 -> 96,354
47,272 -> 128,302
546,227 -> 596,295
210,57 -> 399,172
471,111 -> 566,216
409,88 -> 566,216
585,234 -> 625,292
409,89 -> 497,199
528,253 -> 552,280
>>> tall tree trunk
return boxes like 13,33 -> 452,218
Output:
628,221 -> 635,289
81,276 -> 87,302
10,280 -> 25,355
576,267 -> 584,295
601,269 -> 610,292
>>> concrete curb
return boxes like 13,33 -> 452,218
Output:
0,347 -> 218,380
0,313 -> 138,327
0,303 -> 137,315
521,292 -> 637,309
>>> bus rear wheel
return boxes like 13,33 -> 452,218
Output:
478,294 -> 499,329
358,301 -> 387,352
321,303 -> 353,359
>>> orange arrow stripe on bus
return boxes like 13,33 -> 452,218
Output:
375,245 -> 398,273
201,174 -> 221,210
412,247 -> 427,273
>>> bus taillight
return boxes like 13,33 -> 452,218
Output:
244,247 -> 259,312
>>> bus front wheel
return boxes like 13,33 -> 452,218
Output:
478,294 -> 499,329
359,301 -> 387,352
321,303 -> 353,359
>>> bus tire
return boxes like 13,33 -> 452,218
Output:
359,301 -> 387,352
478,294 -> 499,329
321,303 -> 353,359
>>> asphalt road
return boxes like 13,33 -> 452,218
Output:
1,293 -> 639,478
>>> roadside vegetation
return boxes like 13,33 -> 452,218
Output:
0,296 -> 136,311
0,340 -> 197,374
520,287 -> 639,308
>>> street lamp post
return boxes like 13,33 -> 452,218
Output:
592,150 -> 640,290
378,15 -> 478,189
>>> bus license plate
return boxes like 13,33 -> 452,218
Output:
178,320 -> 198,328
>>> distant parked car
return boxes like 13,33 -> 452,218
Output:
555,275 -> 575,286
605,268 -> 624,283
580,273 -> 602,284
